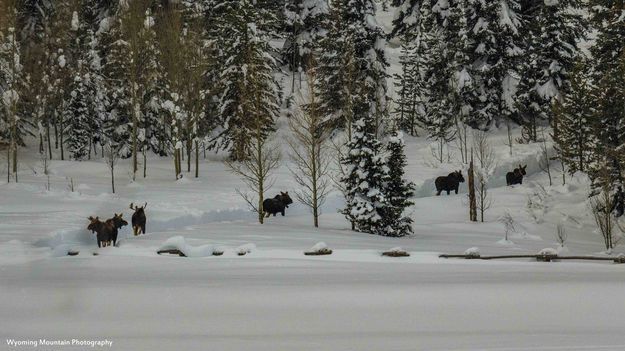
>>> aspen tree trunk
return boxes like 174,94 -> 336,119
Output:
195,140 -> 199,178
468,150 -> 477,222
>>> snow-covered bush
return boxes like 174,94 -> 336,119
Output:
464,247 -> 480,258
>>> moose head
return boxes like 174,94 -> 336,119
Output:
454,170 -> 465,183
516,165 -> 527,176
278,192 -> 293,208
130,202 -> 147,214
110,213 -> 128,230
87,216 -> 102,233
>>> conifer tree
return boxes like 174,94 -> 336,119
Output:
516,0 -> 586,142
0,2 -> 26,180
140,8 -> 169,158
393,36 -> 419,136
552,60 -> 596,175
101,17 -> 132,157
282,0 -> 329,73
211,0 -> 280,161
464,0 -> 523,127
587,0 -> 625,188
381,130 -> 415,236
390,0 -> 421,38
340,117 -> 390,235
416,1 -> 456,162
317,0 -> 389,135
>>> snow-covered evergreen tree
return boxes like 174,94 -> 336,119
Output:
340,117 -> 390,235
552,60 -> 596,175
101,16 -> 132,157
65,9 -> 104,161
516,0 -> 586,142
415,1 -> 456,161
586,0 -> 625,188
140,8 -> 169,157
464,0 -> 524,127
390,0 -> 421,38
393,36 -> 419,136
282,0 -> 329,72
317,0 -> 389,135
381,130 -> 415,237
210,0 -> 280,161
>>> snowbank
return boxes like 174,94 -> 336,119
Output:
158,236 -> 217,258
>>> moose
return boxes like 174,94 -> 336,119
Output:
130,202 -> 147,236
435,170 -> 465,196
108,213 -> 128,247
506,164 -> 527,186
87,216 -> 115,248
263,192 -> 293,217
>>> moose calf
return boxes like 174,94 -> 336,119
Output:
130,202 -> 147,236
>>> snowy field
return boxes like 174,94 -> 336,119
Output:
3,127 -> 625,351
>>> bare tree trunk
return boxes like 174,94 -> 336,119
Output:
47,123 -> 52,160
468,150 -> 477,222
187,139 -> 191,172
54,116 -> 58,149
59,113 -> 64,160
195,140 -> 199,178
143,146 -> 147,178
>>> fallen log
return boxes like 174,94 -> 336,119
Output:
157,249 -> 186,257
440,253 -> 625,264
304,248 -> 333,256
382,250 -> 410,257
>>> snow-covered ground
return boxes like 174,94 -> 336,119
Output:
2,126 -> 625,351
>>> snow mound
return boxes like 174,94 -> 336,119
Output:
236,243 -> 256,256
310,242 -> 328,252
538,248 -> 558,256
158,236 -> 217,258
464,247 -> 481,257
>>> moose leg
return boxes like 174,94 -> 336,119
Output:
281,210 -> 285,217
436,190 -> 441,196
97,241 -> 101,248
133,226 -> 138,236
446,190 -> 450,195
455,188 -> 459,194
142,224 -> 146,235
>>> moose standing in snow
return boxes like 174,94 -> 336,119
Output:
130,202 -> 147,236
87,216 -> 116,248
506,165 -> 527,186
435,171 -> 465,195
107,213 -> 128,246
263,192 -> 293,217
